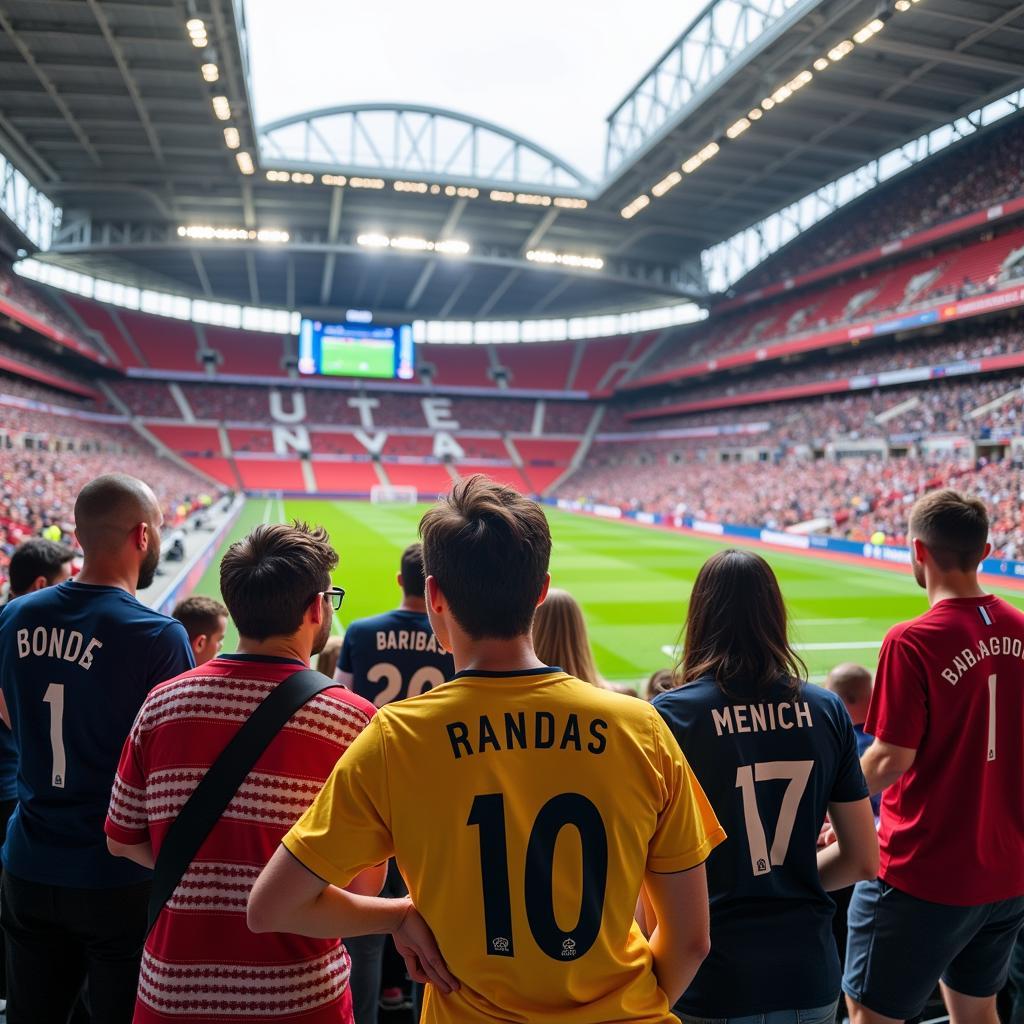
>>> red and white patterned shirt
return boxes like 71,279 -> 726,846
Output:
105,654 -> 375,1023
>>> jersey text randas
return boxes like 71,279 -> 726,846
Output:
446,711 -> 608,759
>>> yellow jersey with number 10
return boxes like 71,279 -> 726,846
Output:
284,668 -> 725,1024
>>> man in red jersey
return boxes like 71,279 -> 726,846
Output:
104,522 -> 441,1024
843,490 -> 1024,1024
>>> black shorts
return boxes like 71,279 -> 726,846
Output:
843,878 -> 1024,1020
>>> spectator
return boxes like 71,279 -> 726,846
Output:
172,594 -> 228,666
822,663 -> 875,758
7,537 -> 75,599
0,474 -> 194,1023
653,549 -> 877,1022
105,522 -> 382,1024
533,588 -> 608,687
646,667 -> 676,702
331,541 -> 455,1023
844,490 -> 1024,1023
249,474 -> 724,1020
316,634 -> 343,680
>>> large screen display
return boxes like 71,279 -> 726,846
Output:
298,319 -> 415,380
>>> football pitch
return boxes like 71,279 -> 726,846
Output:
193,497 -> 1024,686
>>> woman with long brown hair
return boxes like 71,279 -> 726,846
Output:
651,549 -> 878,1023
532,587 -> 608,686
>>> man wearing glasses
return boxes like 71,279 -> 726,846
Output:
105,522 -> 381,1024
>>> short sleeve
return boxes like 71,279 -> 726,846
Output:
865,629 -> 927,750
647,711 -> 726,873
338,630 -> 354,674
147,621 -> 194,690
829,699 -> 870,803
105,718 -> 150,845
282,713 -> 394,887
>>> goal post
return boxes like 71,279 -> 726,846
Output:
370,484 -> 418,505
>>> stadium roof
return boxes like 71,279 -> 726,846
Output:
1,0 -> 1023,321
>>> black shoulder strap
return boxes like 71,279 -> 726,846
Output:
146,667 -> 335,935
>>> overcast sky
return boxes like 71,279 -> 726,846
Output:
243,0 -> 701,181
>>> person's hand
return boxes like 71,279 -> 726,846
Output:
392,898 -> 460,995
817,819 -> 837,848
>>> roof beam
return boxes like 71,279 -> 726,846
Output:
191,249 -> 213,296
521,209 -> 559,254
476,270 -> 520,317
0,9 -> 101,166
438,272 -> 472,317
530,277 -> 573,314
0,110 -> 57,182
88,0 -> 165,163
319,185 -> 344,305
808,87 -> 948,121
869,38 -> 1024,77
405,198 -> 468,309
245,250 -> 260,304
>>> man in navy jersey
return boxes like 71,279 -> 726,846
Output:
844,489 -> 1024,1024
0,474 -> 193,1024
335,542 -> 454,705
334,542 -> 454,1023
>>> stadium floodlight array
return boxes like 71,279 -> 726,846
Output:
356,234 -> 471,256
525,250 -> 604,271
619,2 -> 913,219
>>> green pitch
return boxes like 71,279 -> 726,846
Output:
192,497 -> 1024,687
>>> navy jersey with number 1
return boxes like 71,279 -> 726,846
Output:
338,608 -> 454,707
0,580 -> 194,888
654,677 -> 868,1016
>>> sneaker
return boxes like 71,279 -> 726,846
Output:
379,986 -> 411,1011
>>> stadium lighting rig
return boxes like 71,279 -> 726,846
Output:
176,225 -> 289,243
356,233 -> 471,256
526,250 -> 605,271
186,18 -> 208,47
620,3 -> 913,219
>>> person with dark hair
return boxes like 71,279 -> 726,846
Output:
7,537 -> 75,600
330,541 -> 454,1023
843,489 -> 1024,1024
172,594 -> 228,665
249,475 -> 724,1024
653,548 -> 878,1023
0,474 -> 193,1024
106,521 -> 432,1024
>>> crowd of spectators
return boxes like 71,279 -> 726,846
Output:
743,118 -> 1024,286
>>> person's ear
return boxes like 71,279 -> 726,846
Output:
132,522 -> 148,551
981,542 -> 992,562
30,575 -> 48,593
426,575 -> 444,614
194,634 -> 207,655
536,572 -> 551,607
912,537 -> 928,565
308,592 -> 325,627
396,572 -> 403,591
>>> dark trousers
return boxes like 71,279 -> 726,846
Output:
0,796 -> 16,999
1,871 -> 149,1024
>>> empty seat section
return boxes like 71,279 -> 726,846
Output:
515,438 -> 579,463
146,424 -> 221,454
418,345 -> 493,387
457,436 -> 507,459
310,431 -> 365,455
206,327 -> 286,376
385,463 -> 453,495
64,296 -> 141,368
572,336 -> 632,391
234,458 -> 306,490
312,461 -> 380,493
383,435 -> 435,456
521,465 -> 567,493
227,428 -> 275,452
498,342 -> 573,390
119,312 -> 199,372
185,456 -> 239,487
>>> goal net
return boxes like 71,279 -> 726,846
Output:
370,484 -> 418,505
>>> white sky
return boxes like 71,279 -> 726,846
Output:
243,0 -> 701,181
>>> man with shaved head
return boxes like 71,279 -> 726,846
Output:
0,473 -> 193,1023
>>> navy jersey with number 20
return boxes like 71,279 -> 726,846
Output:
654,678 -> 868,1016
339,608 -> 454,708
0,580 -> 194,888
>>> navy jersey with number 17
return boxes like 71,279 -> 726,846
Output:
0,580 -> 194,888
654,677 -> 868,1016
338,608 -> 454,707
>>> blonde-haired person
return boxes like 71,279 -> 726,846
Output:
533,587 -> 607,686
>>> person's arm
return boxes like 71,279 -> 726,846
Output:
643,865 -> 711,1005
334,633 -> 355,690
248,846 -> 458,994
345,861 -> 388,897
107,836 -> 154,869
816,798 -> 879,891
0,690 -> 10,729
860,739 -> 916,796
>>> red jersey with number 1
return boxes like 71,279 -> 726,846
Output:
866,594 -> 1024,906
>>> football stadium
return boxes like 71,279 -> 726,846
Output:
0,0 -> 1024,1020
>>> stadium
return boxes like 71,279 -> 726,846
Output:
1,0 -> 1024,1021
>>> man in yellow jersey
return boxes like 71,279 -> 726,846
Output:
249,475 -> 725,1024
